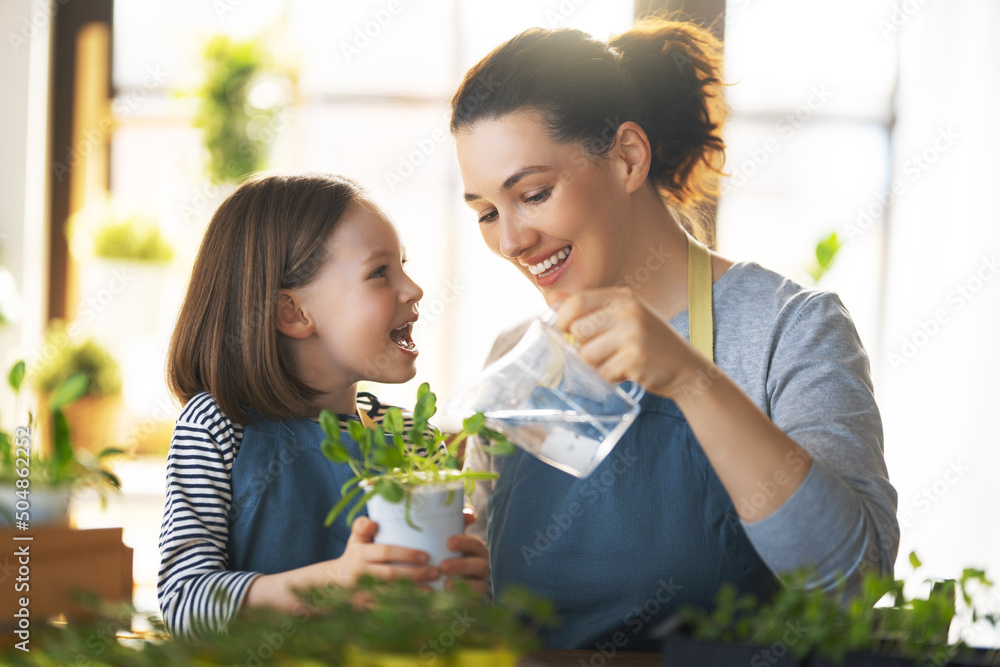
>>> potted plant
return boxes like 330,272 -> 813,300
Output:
0,361 -> 123,526
67,197 -> 176,341
194,34 -> 293,185
320,383 -> 514,581
659,552 -> 1000,666
32,322 -> 123,455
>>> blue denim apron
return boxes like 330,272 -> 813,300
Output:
228,415 -> 365,574
487,390 -> 779,651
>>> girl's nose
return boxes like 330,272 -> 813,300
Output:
403,272 -> 424,304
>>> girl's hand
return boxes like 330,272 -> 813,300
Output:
243,517 -> 439,613
327,517 -> 440,586
440,508 -> 489,594
553,287 -> 706,400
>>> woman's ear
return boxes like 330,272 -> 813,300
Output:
614,121 -> 652,195
276,289 -> 314,339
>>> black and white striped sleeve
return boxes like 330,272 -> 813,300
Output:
157,393 -> 257,640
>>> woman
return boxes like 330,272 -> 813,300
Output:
451,19 -> 899,651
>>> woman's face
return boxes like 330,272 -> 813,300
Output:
456,110 -> 633,303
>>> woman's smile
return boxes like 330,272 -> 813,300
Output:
525,245 -> 573,287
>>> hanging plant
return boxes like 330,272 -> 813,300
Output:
194,35 -> 292,184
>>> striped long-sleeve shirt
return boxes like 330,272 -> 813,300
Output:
157,391 -> 418,640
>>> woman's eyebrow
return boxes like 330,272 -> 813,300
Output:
463,165 -> 551,202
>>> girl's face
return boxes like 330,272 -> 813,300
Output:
297,200 -> 423,387
456,110 -> 633,303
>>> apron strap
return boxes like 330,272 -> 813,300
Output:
687,234 -> 715,362
357,407 -> 377,430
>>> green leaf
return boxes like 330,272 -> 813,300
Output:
408,425 -> 427,453
443,455 -> 460,470
375,478 -> 405,503
909,551 -> 922,569
7,361 -> 25,392
414,383 -> 437,421
383,407 -> 405,437
52,409 -> 74,472
324,485 -> 362,527
816,231 -> 842,268
373,446 -> 404,470
96,447 -> 126,459
49,372 -> 90,411
319,410 -> 341,439
462,412 -> 486,434
98,469 -> 122,489
486,439 -> 517,457
0,432 -> 12,463
453,470 -> 499,481
808,230 -> 844,283
347,487 -> 380,525
321,438 -> 351,464
347,420 -> 367,444
367,427 -> 386,460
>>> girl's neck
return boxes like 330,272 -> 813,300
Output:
313,385 -> 360,417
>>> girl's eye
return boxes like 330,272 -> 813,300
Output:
369,265 -> 388,279
524,189 -> 550,205
478,210 -> 498,224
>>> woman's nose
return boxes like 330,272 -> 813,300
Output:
498,214 -> 540,259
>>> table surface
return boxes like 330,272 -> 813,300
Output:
521,650 -> 661,665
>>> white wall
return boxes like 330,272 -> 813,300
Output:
878,0 -> 1000,606
0,0 -> 51,421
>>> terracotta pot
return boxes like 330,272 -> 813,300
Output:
38,393 -> 123,455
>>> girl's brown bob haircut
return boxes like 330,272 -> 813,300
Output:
167,172 -> 364,425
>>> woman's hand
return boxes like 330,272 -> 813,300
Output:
439,508 -> 490,594
242,517 -> 439,613
553,287 -> 706,399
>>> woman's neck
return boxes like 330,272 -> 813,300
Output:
620,187 -> 692,322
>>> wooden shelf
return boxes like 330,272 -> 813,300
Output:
0,525 -> 133,645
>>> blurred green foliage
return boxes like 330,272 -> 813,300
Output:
31,321 -> 122,397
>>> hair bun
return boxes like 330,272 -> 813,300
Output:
610,19 -> 728,206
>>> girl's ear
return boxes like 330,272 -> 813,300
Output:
613,121 -> 652,195
276,289 -> 314,339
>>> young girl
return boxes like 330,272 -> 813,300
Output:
157,173 -> 487,640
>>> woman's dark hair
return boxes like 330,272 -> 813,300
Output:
450,18 -> 727,236
167,172 -> 364,424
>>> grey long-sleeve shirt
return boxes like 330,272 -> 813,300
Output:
465,260 -> 900,592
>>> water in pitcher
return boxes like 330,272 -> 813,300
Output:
446,311 -> 644,478
481,409 -> 638,477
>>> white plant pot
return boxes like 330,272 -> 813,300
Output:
78,259 -> 169,341
0,485 -> 71,527
366,480 -> 465,589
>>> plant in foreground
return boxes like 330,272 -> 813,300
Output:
674,552 -> 1000,664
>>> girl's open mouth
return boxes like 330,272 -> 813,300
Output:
390,322 -> 418,355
